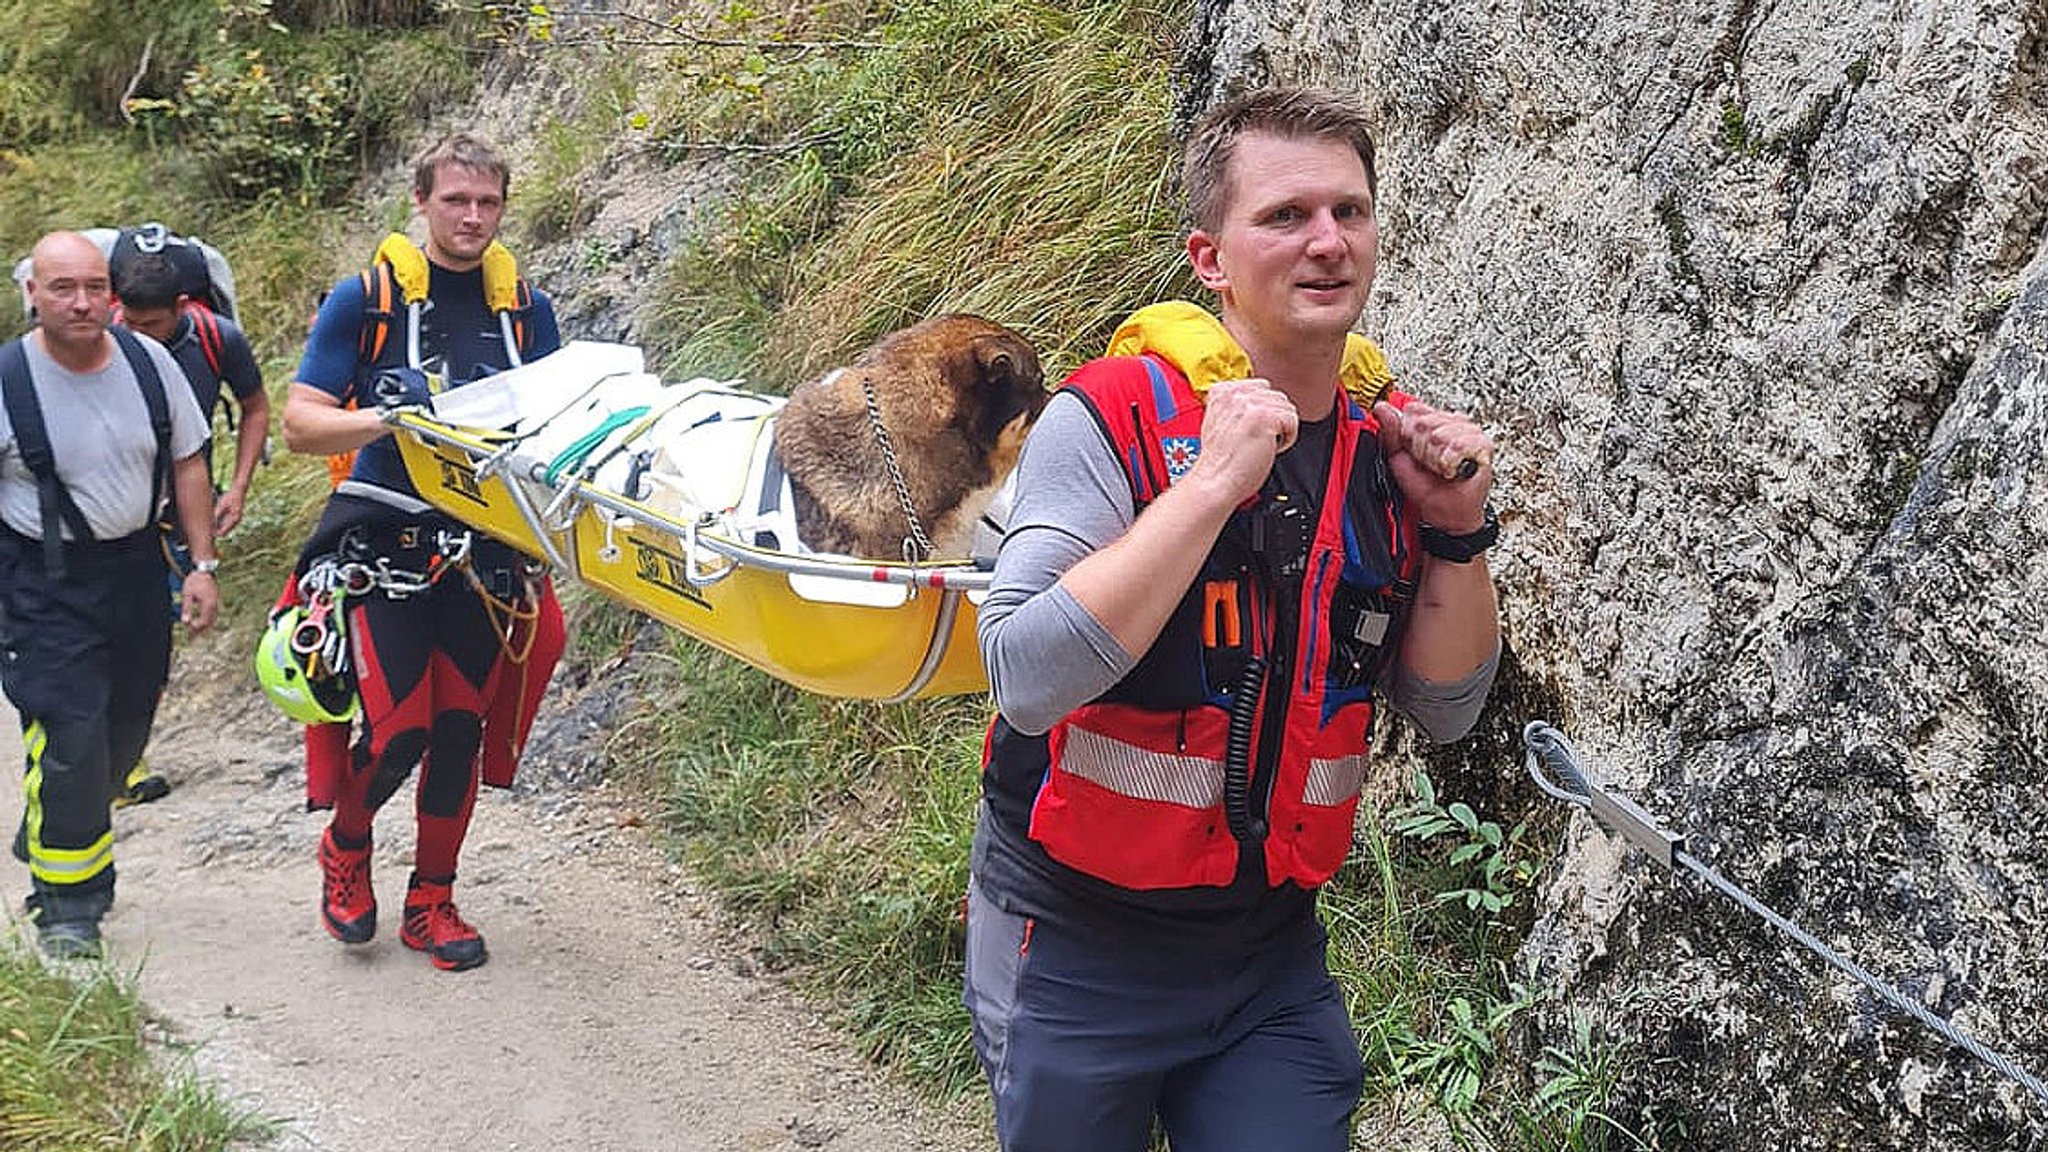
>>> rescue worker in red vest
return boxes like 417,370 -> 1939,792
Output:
1,231 -> 220,958
967,87 -> 1502,1151
282,133 -> 563,972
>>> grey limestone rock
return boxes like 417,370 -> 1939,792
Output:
1187,0 -> 2048,1145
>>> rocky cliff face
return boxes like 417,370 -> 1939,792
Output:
1186,0 -> 2047,1146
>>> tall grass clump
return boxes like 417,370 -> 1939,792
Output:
0,934 -> 273,1149
641,0 -> 1196,386
0,140 -> 209,299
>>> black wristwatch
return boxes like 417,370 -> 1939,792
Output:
1418,507 -> 1499,563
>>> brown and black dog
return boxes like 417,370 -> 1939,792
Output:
777,314 -> 1046,560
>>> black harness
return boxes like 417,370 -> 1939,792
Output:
0,329 -> 173,578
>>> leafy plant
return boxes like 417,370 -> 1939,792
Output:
1390,769 -> 1535,916
166,44 -> 355,201
1503,1008 -> 1652,1151
1388,981 -> 1542,1114
121,5 -> 471,205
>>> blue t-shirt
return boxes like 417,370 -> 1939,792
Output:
297,260 -> 561,494
147,310 -> 263,415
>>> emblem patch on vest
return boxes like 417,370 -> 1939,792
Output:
1161,436 -> 1201,483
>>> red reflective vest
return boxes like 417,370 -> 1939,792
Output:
985,353 -> 1423,891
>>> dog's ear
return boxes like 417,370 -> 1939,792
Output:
972,335 -> 1025,388
967,332 -> 1046,440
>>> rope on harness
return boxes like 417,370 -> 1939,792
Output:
1521,720 -> 2048,1111
312,527 -> 538,665
460,562 -> 542,665
306,527 -> 471,608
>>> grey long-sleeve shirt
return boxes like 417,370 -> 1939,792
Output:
977,390 -> 1497,737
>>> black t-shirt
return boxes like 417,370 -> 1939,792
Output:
298,261 -> 560,495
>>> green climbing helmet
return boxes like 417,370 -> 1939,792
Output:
254,605 -> 359,725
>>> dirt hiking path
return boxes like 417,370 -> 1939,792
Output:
1,641 -> 988,1151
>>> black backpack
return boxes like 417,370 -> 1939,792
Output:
107,223 -> 238,321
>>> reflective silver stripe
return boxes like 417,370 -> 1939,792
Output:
29,831 -> 114,883
1062,728 -> 1225,809
1303,754 -> 1367,807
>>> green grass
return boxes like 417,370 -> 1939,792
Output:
642,637 -> 986,1093
644,0 -> 1198,388
0,932 -> 271,1150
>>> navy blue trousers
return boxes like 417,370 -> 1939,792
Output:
964,876 -> 1364,1152
1,529 -> 171,896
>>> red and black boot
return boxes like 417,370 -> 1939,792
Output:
400,874 -> 488,971
318,827 -> 376,943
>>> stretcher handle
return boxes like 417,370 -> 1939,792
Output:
682,519 -> 737,588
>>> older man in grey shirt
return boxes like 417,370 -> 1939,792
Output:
1,230 -> 219,957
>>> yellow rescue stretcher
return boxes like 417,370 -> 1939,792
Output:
386,342 -> 996,701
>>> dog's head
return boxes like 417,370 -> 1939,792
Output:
853,313 -> 1047,453
779,313 -> 1047,559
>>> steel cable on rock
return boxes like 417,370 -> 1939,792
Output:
1522,720 -> 2048,1111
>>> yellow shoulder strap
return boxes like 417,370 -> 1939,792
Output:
1105,301 -> 1397,407
1338,333 -> 1396,408
481,241 -> 521,315
372,233 -> 522,315
372,233 -> 430,305
1106,302 -> 1251,395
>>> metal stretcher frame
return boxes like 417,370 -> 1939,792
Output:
387,408 -> 993,702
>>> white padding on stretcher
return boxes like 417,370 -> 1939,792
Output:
420,343 -> 983,606
429,340 -> 646,430
633,389 -> 782,520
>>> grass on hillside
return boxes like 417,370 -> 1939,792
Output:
643,0 -> 1199,386
0,933 -> 271,1150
